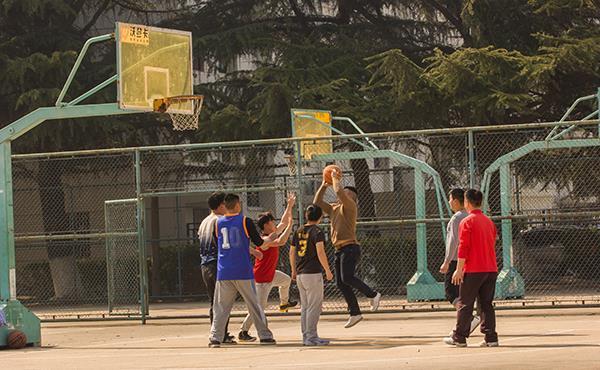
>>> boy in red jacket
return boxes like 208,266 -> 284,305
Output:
444,189 -> 499,348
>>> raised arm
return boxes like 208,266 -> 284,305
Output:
332,170 -> 356,210
313,182 -> 333,215
276,193 -> 296,233
261,221 -> 294,250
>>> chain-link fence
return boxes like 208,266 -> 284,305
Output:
10,120 -> 600,321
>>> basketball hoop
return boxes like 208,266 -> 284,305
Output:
284,154 -> 297,176
153,95 -> 204,131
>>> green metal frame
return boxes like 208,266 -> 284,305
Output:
480,91 -> 600,299
0,32 -> 142,347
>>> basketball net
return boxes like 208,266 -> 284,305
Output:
153,95 -> 204,131
284,154 -> 297,176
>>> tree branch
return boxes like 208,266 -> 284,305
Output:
79,0 -> 111,36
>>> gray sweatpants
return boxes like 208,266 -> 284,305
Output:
209,279 -> 273,342
297,273 -> 324,342
241,270 -> 291,332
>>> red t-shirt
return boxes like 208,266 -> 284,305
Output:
254,246 -> 278,283
457,210 -> 498,273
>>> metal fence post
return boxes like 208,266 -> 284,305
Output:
415,169 -> 427,272
135,150 -> 148,323
295,139 -> 304,225
0,141 -> 14,301
597,87 -> 600,136
499,164 -> 512,269
468,130 -> 476,189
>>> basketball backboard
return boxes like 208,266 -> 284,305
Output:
291,109 -> 333,160
116,22 -> 193,113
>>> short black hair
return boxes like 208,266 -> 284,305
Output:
305,204 -> 323,222
208,192 -> 226,211
465,189 -> 483,207
257,212 -> 275,230
449,188 -> 465,204
344,186 -> 358,195
224,193 -> 240,210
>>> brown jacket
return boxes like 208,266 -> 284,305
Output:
314,185 -> 358,249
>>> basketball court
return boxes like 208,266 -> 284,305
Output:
2,308 -> 599,369
2,18 -> 600,370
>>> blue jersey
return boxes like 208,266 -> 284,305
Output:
216,214 -> 253,280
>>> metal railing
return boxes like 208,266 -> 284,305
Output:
10,119 -> 600,320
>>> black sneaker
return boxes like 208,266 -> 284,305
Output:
279,300 -> 298,312
223,334 -> 237,344
260,338 -> 277,345
208,340 -> 221,348
238,330 -> 257,342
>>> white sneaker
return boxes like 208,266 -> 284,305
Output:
479,341 -> 499,347
443,337 -> 467,347
344,315 -> 363,328
370,292 -> 382,312
470,315 -> 481,334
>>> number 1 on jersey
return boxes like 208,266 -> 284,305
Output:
221,228 -> 231,249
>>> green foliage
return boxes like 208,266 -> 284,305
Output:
2,0 -> 600,149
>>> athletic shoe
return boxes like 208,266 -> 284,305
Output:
223,334 -> 237,344
443,337 -> 467,347
208,340 -> 221,348
344,314 -> 363,328
370,292 -> 382,312
238,330 -> 257,342
315,337 -> 330,345
470,315 -> 481,334
259,338 -> 277,345
479,341 -> 499,347
279,300 -> 299,312
303,338 -> 330,346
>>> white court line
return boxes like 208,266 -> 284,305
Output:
499,329 -> 575,344
2,339 -> 596,365
2,327 -> 589,363
44,327 -> 108,335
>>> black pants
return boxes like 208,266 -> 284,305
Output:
453,272 -> 498,343
334,244 -> 377,316
201,261 -> 229,337
445,261 -> 460,305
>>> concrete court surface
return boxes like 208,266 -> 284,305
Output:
2,308 -> 600,370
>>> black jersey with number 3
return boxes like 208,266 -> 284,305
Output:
292,224 -> 326,274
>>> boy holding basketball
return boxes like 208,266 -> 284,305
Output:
314,166 -> 381,328
290,204 -> 334,345
209,193 -> 277,348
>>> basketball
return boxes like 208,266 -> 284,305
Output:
7,330 -> 27,350
323,164 -> 342,185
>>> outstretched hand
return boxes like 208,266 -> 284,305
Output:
287,193 -> 296,207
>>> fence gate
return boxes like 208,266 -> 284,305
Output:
104,199 -> 145,318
